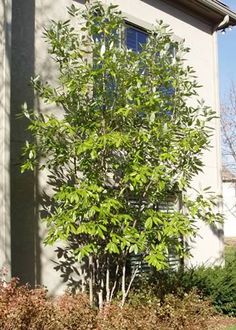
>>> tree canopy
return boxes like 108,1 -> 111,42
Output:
22,1 -> 222,307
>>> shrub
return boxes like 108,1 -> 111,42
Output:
97,303 -> 158,330
0,276 -> 214,329
0,279 -> 95,330
181,261 -> 236,315
0,278 -> 55,330
157,290 -> 214,329
97,290 -> 213,330
131,251 -> 236,316
147,253 -> 236,316
56,293 -> 96,330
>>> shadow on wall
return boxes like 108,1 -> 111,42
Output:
210,223 -> 224,240
10,0 -> 84,291
211,223 -> 224,265
187,224 -> 224,267
10,0 -> 39,286
10,0 -> 57,287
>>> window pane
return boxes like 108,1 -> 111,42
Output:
137,30 -> 148,52
126,26 -> 147,52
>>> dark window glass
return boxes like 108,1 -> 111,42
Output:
126,25 -> 148,52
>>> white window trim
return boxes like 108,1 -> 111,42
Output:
123,12 -> 182,43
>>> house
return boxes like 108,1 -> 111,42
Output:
222,166 -> 236,238
0,0 -> 236,293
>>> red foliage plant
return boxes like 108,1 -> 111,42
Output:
0,277 -> 214,330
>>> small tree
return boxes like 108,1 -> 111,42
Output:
22,1 -> 222,307
221,83 -> 236,173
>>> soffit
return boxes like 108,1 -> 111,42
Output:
164,0 -> 236,27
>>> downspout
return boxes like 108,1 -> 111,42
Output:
214,14 -> 230,31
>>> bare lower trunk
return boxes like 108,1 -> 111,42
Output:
98,290 -> 103,309
89,256 -> 93,306
121,261 -> 126,306
81,262 -> 86,293
96,259 -> 104,309
106,256 -> 110,303
110,264 -> 119,302
121,266 -> 139,307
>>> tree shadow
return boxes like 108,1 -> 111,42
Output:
10,0 -> 39,285
10,0 -> 72,290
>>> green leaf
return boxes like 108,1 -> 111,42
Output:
145,217 -> 153,230
106,242 -> 119,254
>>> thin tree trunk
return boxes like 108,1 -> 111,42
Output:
109,264 -> 119,302
106,256 -> 110,303
121,267 -> 139,307
89,256 -> 93,306
98,277 -> 104,309
178,192 -> 185,272
98,290 -> 103,309
96,258 -> 104,309
121,260 -> 126,306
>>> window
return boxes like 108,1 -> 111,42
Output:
125,24 -> 175,100
125,25 -> 148,52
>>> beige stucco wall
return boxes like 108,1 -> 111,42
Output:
8,0 -> 223,293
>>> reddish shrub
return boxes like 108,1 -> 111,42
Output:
97,291 -> 214,330
56,293 -> 96,330
0,278 -> 55,330
0,278 -> 214,330
156,290 -> 214,330
97,303 -> 158,330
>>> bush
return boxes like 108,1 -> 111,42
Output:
157,290 -> 214,330
181,259 -> 236,315
97,304 -> 158,330
56,293 -> 96,330
0,278 -> 95,330
130,254 -> 236,316
147,253 -> 236,316
0,277 -> 214,329
97,290 -> 213,330
0,278 -> 55,330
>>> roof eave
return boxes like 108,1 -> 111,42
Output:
198,0 -> 236,28
168,0 -> 236,29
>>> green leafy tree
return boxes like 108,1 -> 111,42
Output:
22,1 -> 222,307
